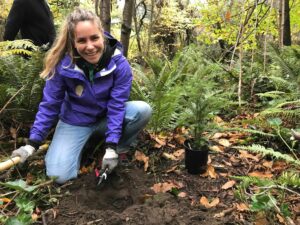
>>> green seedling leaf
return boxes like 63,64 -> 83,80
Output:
5,216 -> 29,225
250,194 -> 276,211
267,118 -> 282,127
15,197 -> 35,213
5,213 -> 32,225
169,187 -> 180,196
280,203 -> 291,217
0,180 -> 37,192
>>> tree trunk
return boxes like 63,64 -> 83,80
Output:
282,0 -> 291,46
121,0 -> 134,57
99,0 -> 111,33
278,0 -> 283,47
147,0 -> 155,56
133,0 -> 142,54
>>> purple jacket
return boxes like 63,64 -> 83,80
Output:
29,48 -> 132,144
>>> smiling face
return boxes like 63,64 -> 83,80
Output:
74,20 -> 104,64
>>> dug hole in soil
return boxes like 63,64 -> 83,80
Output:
44,163 -> 233,225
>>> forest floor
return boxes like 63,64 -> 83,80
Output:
1,119 -> 300,225
30,130 -> 300,225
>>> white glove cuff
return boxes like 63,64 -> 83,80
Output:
24,145 -> 35,155
105,148 -> 118,158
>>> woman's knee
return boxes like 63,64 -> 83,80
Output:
46,164 -> 77,184
128,101 -> 152,122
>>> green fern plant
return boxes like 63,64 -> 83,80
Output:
131,56 -> 184,133
277,171 -> 300,188
0,40 -> 38,57
232,170 -> 300,220
0,50 -> 45,125
233,144 -> 300,166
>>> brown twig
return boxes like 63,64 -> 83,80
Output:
0,85 -> 26,115
214,206 -> 236,218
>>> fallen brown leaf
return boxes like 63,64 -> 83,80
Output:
276,214 -> 285,224
239,150 -> 260,162
209,145 -> 224,152
151,180 -> 183,193
200,196 -> 220,208
134,150 -> 149,171
173,134 -> 186,145
201,165 -> 218,179
218,139 -> 231,147
262,160 -> 273,169
230,156 -> 240,163
211,132 -> 226,139
162,149 -> 185,161
173,149 -> 184,159
0,198 -> 11,203
234,203 -> 249,211
248,171 -> 273,178
272,161 -> 288,171
162,152 -> 177,161
221,180 -> 236,190
150,133 -> 167,148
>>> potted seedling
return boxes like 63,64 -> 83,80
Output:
180,70 -> 221,174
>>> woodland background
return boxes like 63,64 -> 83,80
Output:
0,0 -> 300,224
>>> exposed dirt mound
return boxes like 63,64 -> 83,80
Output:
45,164 -> 233,225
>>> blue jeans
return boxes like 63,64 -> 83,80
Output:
45,101 -> 152,184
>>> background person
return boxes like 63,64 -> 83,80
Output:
11,8 -> 152,184
3,0 -> 56,47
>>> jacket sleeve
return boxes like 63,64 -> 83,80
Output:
105,58 -> 132,144
29,71 -> 66,142
3,0 -> 25,41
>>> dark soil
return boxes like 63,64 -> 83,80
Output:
44,167 -> 233,225
4,133 -> 298,224
41,148 -> 250,225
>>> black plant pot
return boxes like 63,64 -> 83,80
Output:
184,139 -> 209,174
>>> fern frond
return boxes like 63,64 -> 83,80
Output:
260,108 -> 300,122
1,49 -> 33,57
277,171 -> 300,188
275,100 -> 300,109
221,127 -> 275,137
234,144 -> 300,166
0,40 -> 37,56
267,44 -> 296,78
231,175 -> 275,188
256,91 -> 286,100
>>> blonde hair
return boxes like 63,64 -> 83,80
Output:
40,8 -> 104,79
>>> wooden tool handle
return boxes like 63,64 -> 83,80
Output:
0,156 -> 21,172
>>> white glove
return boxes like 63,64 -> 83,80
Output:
11,145 -> 35,163
102,147 -> 119,173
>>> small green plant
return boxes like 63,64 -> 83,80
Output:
234,144 -> 300,166
0,179 -> 56,224
179,64 -> 228,148
233,171 -> 300,223
0,49 -> 45,137
131,56 -> 184,133
267,117 -> 299,159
